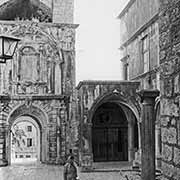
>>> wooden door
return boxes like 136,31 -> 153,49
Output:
92,127 -> 128,162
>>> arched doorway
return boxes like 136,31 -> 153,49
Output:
6,104 -> 48,165
11,116 -> 40,164
92,102 -> 128,162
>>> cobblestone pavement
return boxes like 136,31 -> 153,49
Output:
0,163 -> 124,180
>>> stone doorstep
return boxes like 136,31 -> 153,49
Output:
80,162 -> 133,173
89,168 -> 140,173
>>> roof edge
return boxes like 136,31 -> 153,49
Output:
76,80 -> 140,90
117,0 -> 136,19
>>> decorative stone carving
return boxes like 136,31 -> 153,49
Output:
0,21 -> 76,96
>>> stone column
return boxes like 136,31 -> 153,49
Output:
128,121 -> 134,162
81,121 -> 93,172
138,90 -> 159,180
55,106 -> 61,164
155,126 -> 161,169
0,124 -> 7,166
59,104 -> 67,163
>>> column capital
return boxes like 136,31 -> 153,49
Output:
137,89 -> 160,104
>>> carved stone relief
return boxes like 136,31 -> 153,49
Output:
0,21 -> 76,96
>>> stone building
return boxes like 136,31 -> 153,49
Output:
76,80 -> 141,171
118,0 -> 180,179
75,0 -> 160,171
118,0 -> 161,169
0,0 -> 78,166
0,0 -> 180,179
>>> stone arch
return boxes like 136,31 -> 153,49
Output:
6,104 -> 49,165
82,92 -> 140,164
7,103 -> 49,127
88,92 -> 140,123
92,102 -> 129,162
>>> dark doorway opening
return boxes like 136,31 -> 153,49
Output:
92,102 -> 128,162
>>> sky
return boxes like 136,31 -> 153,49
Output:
0,0 -> 128,84
74,0 -> 129,84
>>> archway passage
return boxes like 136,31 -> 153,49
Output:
92,102 -> 128,162
11,116 -> 40,164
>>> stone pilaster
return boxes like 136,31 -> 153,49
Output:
80,122 -> 93,172
155,125 -> 161,169
138,90 -> 159,180
0,125 -> 7,166
0,109 -> 8,166
128,121 -> 135,162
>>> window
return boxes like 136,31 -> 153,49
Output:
142,36 -> 150,73
27,126 -> 32,132
27,138 -> 32,147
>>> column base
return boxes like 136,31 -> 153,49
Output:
128,148 -> 135,162
80,153 -> 93,172
156,156 -> 162,170
132,149 -> 141,169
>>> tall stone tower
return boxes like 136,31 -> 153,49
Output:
52,0 -> 74,23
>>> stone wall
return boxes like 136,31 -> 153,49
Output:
119,0 -> 159,44
0,95 -> 69,165
0,21 -> 77,96
121,20 -> 160,89
0,20 -> 78,165
52,0 -> 74,23
159,0 -> 180,179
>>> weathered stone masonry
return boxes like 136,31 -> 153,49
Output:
0,20 -> 78,165
159,0 -> 180,179
0,95 -> 69,164
77,81 -> 141,171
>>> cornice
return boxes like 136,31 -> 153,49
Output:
0,94 -> 70,101
76,80 -> 140,90
0,20 -> 79,29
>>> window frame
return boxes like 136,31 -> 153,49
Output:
27,125 -> 32,132
142,35 -> 150,73
27,138 -> 33,147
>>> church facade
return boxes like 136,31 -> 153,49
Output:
0,0 -> 78,166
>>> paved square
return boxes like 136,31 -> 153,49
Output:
0,164 -> 123,180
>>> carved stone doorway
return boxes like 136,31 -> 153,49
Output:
10,116 -> 40,164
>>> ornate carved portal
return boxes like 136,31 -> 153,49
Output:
0,21 -> 77,166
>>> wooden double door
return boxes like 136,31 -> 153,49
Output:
92,127 -> 128,162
